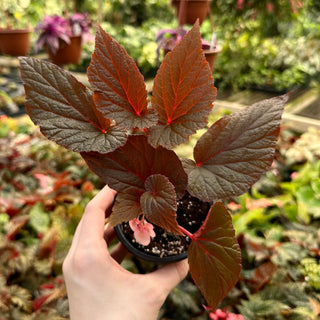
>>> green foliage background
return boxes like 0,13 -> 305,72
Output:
3,0 -> 319,91
1,112 -> 320,319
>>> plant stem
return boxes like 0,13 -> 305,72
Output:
179,225 -> 194,240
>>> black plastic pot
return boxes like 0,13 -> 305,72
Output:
114,192 -> 212,263
114,223 -> 188,263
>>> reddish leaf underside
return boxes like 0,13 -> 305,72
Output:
109,189 -> 142,226
140,174 -> 182,234
188,202 -> 241,309
81,135 -> 188,198
19,57 -> 127,154
32,294 -> 51,310
183,95 -> 289,202
88,24 -> 158,130
148,21 -> 217,149
249,261 -> 277,292
6,215 -> 29,240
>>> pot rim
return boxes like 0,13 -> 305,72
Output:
203,44 -> 222,54
0,28 -> 32,34
114,223 -> 188,263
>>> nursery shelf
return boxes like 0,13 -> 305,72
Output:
214,86 -> 320,132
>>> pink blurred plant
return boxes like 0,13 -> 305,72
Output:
236,0 -> 244,10
33,173 -> 54,195
266,2 -> 274,12
227,202 -> 241,211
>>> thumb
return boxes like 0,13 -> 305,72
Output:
148,259 -> 189,294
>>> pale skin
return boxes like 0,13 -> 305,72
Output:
63,185 -> 189,320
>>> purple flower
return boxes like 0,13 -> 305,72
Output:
35,15 -> 70,54
155,28 -> 211,62
68,12 -> 93,43
155,28 -> 187,60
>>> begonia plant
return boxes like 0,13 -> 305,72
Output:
19,21 -> 288,309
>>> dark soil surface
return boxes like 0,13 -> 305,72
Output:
119,192 -> 212,259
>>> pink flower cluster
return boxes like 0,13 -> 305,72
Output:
209,308 -> 244,320
129,218 -> 156,246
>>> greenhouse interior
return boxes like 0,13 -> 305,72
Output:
1,1 -> 320,319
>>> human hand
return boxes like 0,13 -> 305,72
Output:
63,185 -> 189,320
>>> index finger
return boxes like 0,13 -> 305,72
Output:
76,185 -> 117,245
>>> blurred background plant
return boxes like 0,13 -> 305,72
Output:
1,112 -> 320,319
0,0 -> 32,29
1,0 -> 319,91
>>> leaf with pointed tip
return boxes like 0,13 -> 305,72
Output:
88,24 -> 158,130
81,135 -> 188,198
140,174 -> 182,234
148,22 -> 217,149
188,202 -> 241,309
109,189 -> 142,226
183,95 -> 288,202
19,57 -> 127,153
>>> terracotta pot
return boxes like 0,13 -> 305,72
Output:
203,44 -> 221,71
171,0 -> 211,25
163,43 -> 221,72
0,28 -> 31,56
47,36 -> 82,65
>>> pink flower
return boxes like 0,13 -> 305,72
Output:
209,309 -> 244,320
210,309 -> 227,319
129,218 -> 156,246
